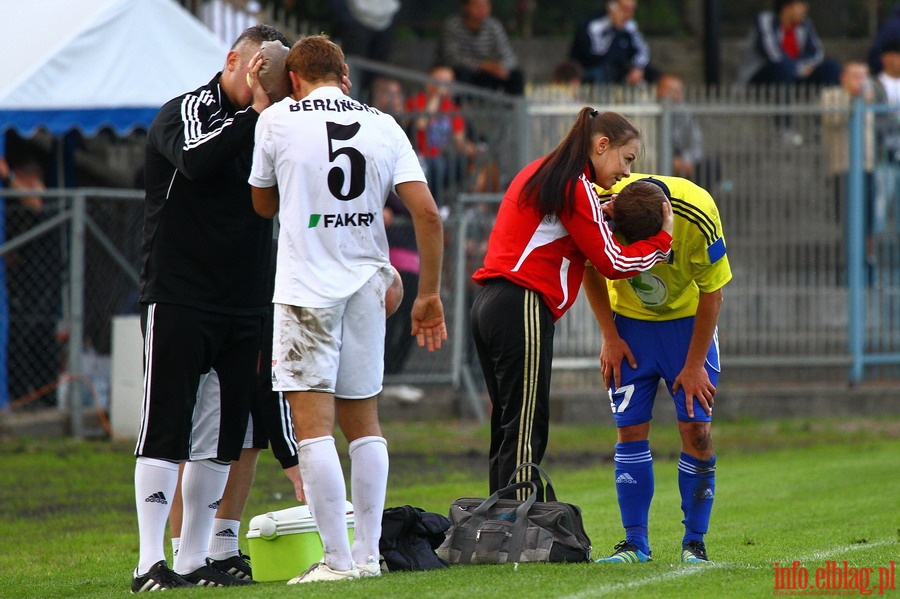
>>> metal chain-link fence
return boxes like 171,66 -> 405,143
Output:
3,80 -> 900,434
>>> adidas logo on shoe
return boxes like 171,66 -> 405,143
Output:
615,473 -> 637,485
182,561 -> 256,587
215,528 -> 237,538
131,560 -> 192,592
144,492 -> 168,504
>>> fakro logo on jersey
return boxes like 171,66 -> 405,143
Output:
308,212 -> 377,228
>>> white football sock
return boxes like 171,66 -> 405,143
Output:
171,537 -> 180,561
348,436 -> 389,564
208,518 -> 241,560
135,457 -> 180,575
299,436 -> 354,572
173,459 -> 230,575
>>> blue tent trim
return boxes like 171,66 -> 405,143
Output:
0,107 -> 160,137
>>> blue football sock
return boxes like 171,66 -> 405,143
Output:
678,453 -> 716,545
613,440 -> 653,555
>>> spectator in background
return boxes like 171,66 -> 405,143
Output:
329,0 -> 401,100
868,5 -> 900,76
551,59 -> 584,88
821,61 -> 876,243
370,76 -> 406,119
406,65 -> 479,204
438,0 -> 525,96
656,74 -> 706,183
368,77 -> 425,404
737,0 -> 840,88
0,154 -> 61,409
569,0 -> 658,86
823,60 -> 878,283
872,40 -> 900,239
548,59 -> 585,100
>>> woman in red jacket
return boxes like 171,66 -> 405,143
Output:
470,108 -> 673,500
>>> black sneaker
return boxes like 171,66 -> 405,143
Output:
682,540 -> 710,563
181,560 -> 258,586
131,560 -> 192,592
208,551 -> 252,580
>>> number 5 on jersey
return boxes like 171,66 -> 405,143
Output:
326,121 -> 366,201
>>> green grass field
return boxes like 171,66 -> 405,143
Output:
1,417 -> 898,598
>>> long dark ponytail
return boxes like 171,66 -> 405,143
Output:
520,109 -> 640,217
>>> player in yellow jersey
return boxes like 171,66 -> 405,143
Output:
583,176 -> 732,564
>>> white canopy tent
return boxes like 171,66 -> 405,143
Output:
0,0 -> 228,138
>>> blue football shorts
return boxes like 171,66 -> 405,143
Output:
606,314 -> 720,427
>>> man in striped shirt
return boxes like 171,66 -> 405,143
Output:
438,0 -> 524,95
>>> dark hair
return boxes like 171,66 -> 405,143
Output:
551,59 -> 583,84
520,108 -> 640,217
774,0 -> 805,14
882,38 -> 900,56
232,24 -> 290,51
610,180 -> 666,243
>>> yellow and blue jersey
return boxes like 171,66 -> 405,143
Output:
594,174 -> 732,321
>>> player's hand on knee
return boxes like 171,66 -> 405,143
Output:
600,339 -> 635,390
673,369 -> 715,418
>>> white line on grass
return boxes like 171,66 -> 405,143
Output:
559,540 -> 893,599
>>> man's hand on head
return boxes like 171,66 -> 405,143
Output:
247,51 -> 274,114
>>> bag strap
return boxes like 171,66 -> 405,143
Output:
472,481 -> 537,517
455,481 -> 537,564
506,462 -> 558,502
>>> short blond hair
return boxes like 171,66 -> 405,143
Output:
286,34 -> 344,84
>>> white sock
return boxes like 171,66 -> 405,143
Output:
348,436 -> 389,564
208,518 -> 241,561
299,436 -> 353,572
135,457 -> 180,575
171,537 -> 180,561
173,460 -> 230,575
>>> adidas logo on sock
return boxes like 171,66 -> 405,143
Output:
215,528 -> 237,538
145,491 -> 168,504
696,488 -> 715,500
616,473 -> 638,485
208,500 -> 221,509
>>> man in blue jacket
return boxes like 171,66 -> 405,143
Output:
738,0 -> 840,87
569,0 -> 657,86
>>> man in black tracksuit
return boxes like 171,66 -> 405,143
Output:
130,24 -> 290,592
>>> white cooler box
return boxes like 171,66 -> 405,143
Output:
246,502 -> 354,582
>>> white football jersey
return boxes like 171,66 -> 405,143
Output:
250,86 -> 426,307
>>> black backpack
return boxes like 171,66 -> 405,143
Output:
379,505 -> 451,571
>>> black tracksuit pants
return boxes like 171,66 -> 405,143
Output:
470,278 -> 554,501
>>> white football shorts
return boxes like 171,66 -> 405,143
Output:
188,368 -> 255,460
272,266 -> 391,399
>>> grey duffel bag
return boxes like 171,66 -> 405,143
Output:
436,463 -> 592,564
